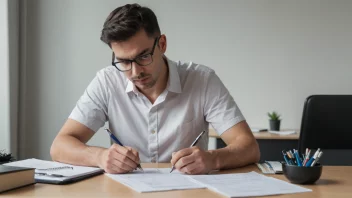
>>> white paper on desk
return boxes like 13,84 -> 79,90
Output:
268,130 -> 296,135
106,168 -> 205,192
4,158 -> 102,182
188,171 -> 311,197
250,128 -> 268,132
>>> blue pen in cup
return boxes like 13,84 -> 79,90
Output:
285,151 -> 294,165
287,151 -> 296,165
306,148 -> 321,167
294,149 -> 302,166
311,151 -> 323,167
282,150 -> 291,165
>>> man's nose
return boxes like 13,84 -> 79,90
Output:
131,62 -> 143,77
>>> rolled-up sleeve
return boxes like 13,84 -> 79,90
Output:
69,71 -> 108,132
204,71 -> 245,135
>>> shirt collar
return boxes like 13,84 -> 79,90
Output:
166,57 -> 182,94
125,56 -> 182,95
125,79 -> 135,94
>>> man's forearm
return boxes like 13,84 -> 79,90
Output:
208,137 -> 260,170
50,135 -> 106,167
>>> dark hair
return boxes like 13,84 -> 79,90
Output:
100,4 -> 161,46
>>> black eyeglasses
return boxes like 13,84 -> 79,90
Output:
112,36 -> 160,72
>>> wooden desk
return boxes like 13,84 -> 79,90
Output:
209,128 -> 300,162
3,163 -> 352,198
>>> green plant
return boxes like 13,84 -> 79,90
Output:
0,150 -> 14,164
267,111 -> 281,121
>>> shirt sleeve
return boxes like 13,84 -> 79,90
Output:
204,71 -> 245,135
69,71 -> 108,132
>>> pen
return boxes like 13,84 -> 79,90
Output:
286,151 -> 294,165
311,151 -> 323,167
264,161 -> 274,173
104,128 -> 143,171
289,150 -> 296,165
170,130 -> 205,173
294,150 -> 302,166
303,149 -> 311,166
282,150 -> 290,165
35,172 -> 65,177
288,150 -> 296,165
305,148 -> 320,167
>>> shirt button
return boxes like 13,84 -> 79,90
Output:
151,130 -> 156,134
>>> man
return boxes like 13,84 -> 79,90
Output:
51,3 -> 260,175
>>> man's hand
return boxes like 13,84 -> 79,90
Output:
170,146 -> 214,175
98,144 -> 140,174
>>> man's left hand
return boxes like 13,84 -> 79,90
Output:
170,146 -> 214,174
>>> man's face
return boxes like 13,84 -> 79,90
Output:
111,30 -> 166,91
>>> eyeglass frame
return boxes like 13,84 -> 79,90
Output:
111,36 -> 161,72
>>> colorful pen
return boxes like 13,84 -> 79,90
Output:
303,149 -> 311,166
311,151 -> 323,167
306,148 -> 321,167
286,151 -> 295,165
282,150 -> 291,165
289,150 -> 296,165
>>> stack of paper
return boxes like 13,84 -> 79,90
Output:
106,168 -> 311,197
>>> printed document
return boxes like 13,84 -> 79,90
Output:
107,169 -> 311,197
106,168 -> 205,192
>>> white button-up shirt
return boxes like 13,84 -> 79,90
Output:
69,57 -> 245,162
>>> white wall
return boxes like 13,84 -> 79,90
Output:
21,0 -> 352,160
0,0 -> 19,156
0,0 -> 10,152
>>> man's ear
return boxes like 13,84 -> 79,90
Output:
158,34 -> 167,54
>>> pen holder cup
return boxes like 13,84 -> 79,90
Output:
282,163 -> 322,184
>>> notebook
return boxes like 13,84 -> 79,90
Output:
256,161 -> 283,174
0,165 -> 35,193
3,158 -> 104,184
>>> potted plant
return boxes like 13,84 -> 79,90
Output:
0,150 -> 14,164
268,111 -> 281,131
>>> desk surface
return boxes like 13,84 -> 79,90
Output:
209,128 -> 300,140
3,163 -> 352,198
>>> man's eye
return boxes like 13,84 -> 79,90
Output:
118,60 -> 129,64
139,54 -> 150,60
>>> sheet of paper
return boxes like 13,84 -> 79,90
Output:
188,171 -> 311,197
250,128 -> 267,132
268,130 -> 296,135
4,158 -> 102,181
106,168 -> 205,192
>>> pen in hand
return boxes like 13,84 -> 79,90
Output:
104,128 -> 143,171
170,130 -> 206,173
35,172 -> 65,177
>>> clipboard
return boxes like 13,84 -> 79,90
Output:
35,169 -> 104,184
3,158 -> 104,185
